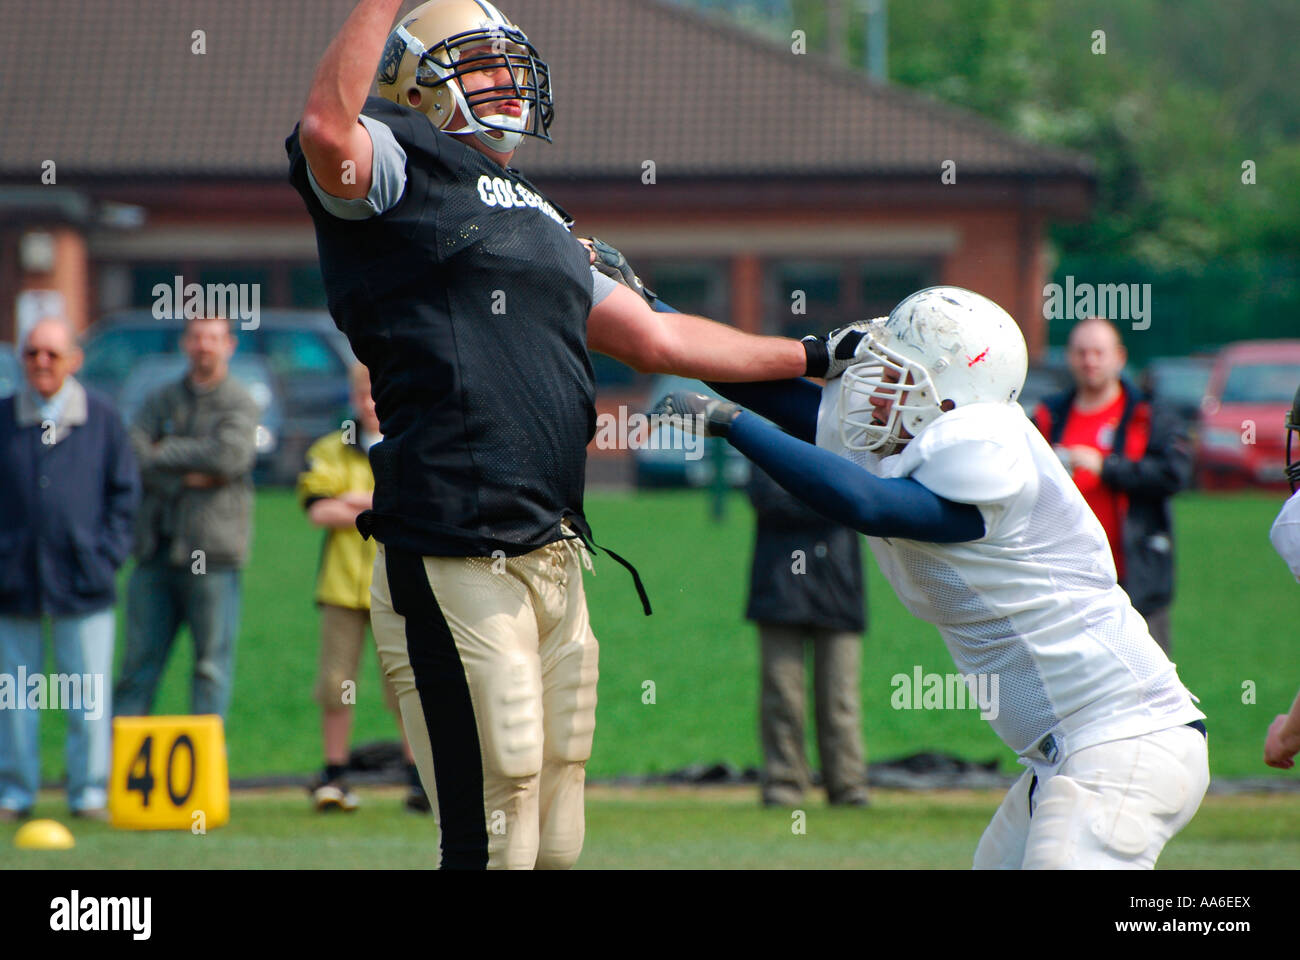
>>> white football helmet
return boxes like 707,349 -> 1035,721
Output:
839,286 -> 1028,452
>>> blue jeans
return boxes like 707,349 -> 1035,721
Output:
0,609 -> 115,813
115,561 -> 241,720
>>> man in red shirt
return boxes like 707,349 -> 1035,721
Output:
1033,317 -> 1192,652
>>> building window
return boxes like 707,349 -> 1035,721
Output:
766,258 -> 939,337
584,260 -> 729,390
771,261 -> 842,339
129,263 -> 186,308
644,261 -> 728,320
860,260 -> 938,317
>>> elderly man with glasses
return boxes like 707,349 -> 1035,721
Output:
0,317 -> 139,821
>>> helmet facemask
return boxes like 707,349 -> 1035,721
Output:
1286,385 -> 1300,493
839,334 -> 944,453
387,21 -> 553,152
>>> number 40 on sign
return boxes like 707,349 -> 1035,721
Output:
109,716 -> 230,831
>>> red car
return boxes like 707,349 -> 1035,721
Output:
1196,340 -> 1300,489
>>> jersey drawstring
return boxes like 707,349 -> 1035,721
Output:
561,520 -> 652,617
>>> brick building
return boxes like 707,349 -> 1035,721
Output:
0,0 -> 1092,400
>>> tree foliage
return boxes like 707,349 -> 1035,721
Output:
703,0 -> 1300,270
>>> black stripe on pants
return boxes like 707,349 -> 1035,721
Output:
385,547 -> 489,870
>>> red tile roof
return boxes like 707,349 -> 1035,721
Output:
0,0 -> 1092,181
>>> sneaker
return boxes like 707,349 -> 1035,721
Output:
309,777 -> 360,813
404,785 -> 432,814
71,807 -> 110,821
0,807 -> 32,823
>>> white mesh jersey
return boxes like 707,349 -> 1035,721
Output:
817,379 -> 1204,764
1270,490 -> 1300,582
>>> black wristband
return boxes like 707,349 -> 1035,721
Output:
801,335 -> 829,378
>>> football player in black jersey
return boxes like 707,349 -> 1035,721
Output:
288,0 -> 848,869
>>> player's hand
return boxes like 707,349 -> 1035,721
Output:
1265,714 -> 1300,769
579,236 -> 658,306
801,318 -> 883,379
651,391 -> 740,438
182,472 -> 224,489
1066,446 -> 1104,475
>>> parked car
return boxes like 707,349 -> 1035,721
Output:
1143,355 -> 1214,426
0,344 -> 19,399
118,354 -> 286,484
80,309 -> 355,483
1196,340 -> 1300,490
634,375 -> 752,488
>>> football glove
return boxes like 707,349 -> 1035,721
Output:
651,391 -> 741,438
580,236 -> 658,306
801,318 -> 886,379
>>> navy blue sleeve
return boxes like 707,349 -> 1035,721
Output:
706,379 -> 820,444
727,412 -> 985,543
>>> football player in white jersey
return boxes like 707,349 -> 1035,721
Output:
655,286 -> 1209,869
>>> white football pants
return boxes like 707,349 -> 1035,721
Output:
973,724 -> 1209,870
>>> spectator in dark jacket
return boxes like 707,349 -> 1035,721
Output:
0,318 -> 139,820
114,314 -> 258,721
746,466 -> 869,807
1032,317 -> 1192,653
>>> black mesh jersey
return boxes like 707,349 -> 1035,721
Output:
286,97 -> 597,557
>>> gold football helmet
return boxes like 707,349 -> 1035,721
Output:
376,0 -> 553,152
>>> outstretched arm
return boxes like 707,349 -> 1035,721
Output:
584,241 -> 872,384
653,392 -> 985,542
588,284 -> 807,381
706,379 -> 822,444
727,413 -> 985,542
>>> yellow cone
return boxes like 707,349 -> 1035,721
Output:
14,819 -> 75,850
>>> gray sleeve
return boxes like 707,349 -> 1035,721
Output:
305,114 -> 409,220
590,267 -> 620,307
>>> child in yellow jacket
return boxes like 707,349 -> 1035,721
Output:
297,363 -> 426,813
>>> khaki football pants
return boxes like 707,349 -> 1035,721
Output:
973,724 -> 1209,869
370,536 -> 598,870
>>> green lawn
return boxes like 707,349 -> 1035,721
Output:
2,785 -> 1296,869
30,488 -> 1300,784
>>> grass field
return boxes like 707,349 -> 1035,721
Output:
3,784 -> 1298,869
16,488 -> 1300,869
29,488 -> 1300,783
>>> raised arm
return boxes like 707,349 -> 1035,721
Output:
298,0 -> 405,199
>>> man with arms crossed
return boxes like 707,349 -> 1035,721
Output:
656,287 -> 1209,868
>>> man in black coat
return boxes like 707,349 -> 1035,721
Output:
1032,318 -> 1192,653
0,318 -> 139,820
746,466 -> 869,807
